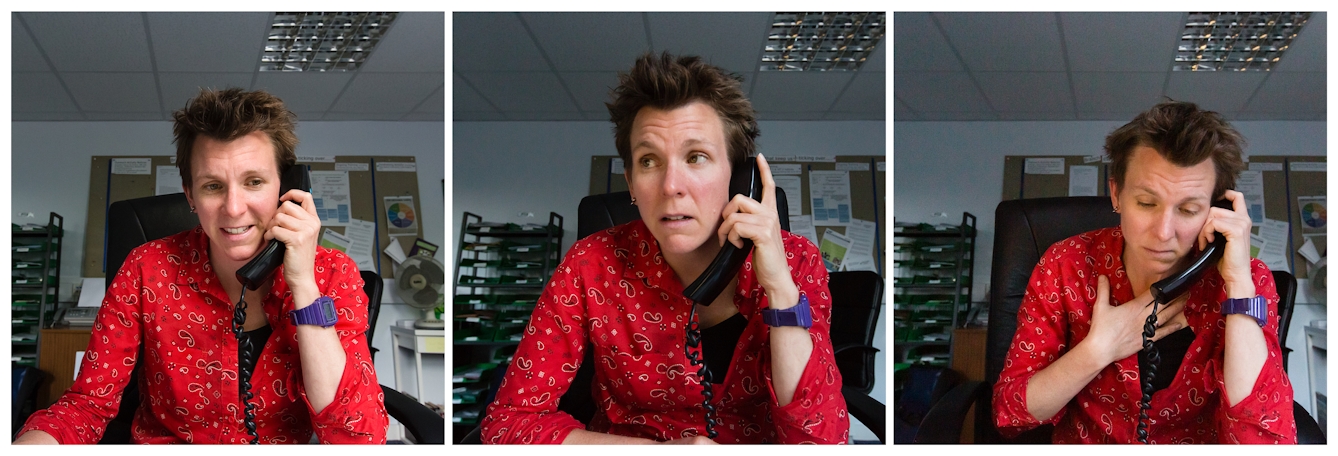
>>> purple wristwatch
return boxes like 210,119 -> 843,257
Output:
762,294 -> 813,329
1221,295 -> 1267,327
289,296 -> 338,328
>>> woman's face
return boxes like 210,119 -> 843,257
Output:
184,131 -> 283,265
625,101 -> 733,260
1109,146 -> 1217,281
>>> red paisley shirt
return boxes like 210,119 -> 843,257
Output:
481,219 -> 849,444
20,226 -> 389,444
993,226 -> 1295,443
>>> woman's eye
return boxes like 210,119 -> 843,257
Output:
1137,202 -> 1154,208
638,157 -> 656,168
203,183 -> 221,191
687,153 -> 706,164
248,178 -> 263,186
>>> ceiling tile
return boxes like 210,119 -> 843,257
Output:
332,73 -> 443,113
252,72 -> 354,113
645,12 -> 772,75
1165,71 -> 1268,113
11,72 -> 78,112
414,86 -> 445,114
862,44 -> 886,72
893,96 -> 918,120
975,72 -> 1072,113
1229,111 -> 1320,121
460,71 -> 579,115
296,112 -> 326,121
756,112 -> 827,120
750,72 -> 853,113
61,72 -> 160,112
558,72 -> 620,112
361,12 -> 445,73
452,13 -> 550,72
11,16 -> 49,72
452,73 -> 497,113
20,12 -> 153,72
1244,72 -> 1326,114
830,72 -> 885,113
146,12 -> 270,72
894,71 -> 991,113
158,73 -> 255,110
934,12 -> 1066,72
580,111 -> 608,121
1061,12 -> 1182,72
1071,72 -> 1167,113
892,13 -> 963,72
1274,12 -> 1326,72
521,12 -> 650,72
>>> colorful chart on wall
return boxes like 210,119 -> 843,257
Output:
384,195 -> 419,236
1298,196 -> 1326,234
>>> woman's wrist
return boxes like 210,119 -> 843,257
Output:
763,281 -> 800,310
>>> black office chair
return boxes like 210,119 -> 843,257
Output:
959,196 -> 1324,444
99,193 -> 444,444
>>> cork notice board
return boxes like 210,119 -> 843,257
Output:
83,155 -> 422,280
1001,155 -> 1110,201
588,155 -> 886,275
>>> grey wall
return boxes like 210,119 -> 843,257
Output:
10,120 -> 446,408
452,119 -> 887,441
893,119 -> 1327,416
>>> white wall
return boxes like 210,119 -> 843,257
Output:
10,121 -> 446,403
894,119 -> 1328,416
453,119 -> 887,441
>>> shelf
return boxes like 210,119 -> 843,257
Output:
11,212 -> 62,369
892,212 -> 975,367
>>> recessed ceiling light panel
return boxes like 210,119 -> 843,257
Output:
760,12 -> 885,72
260,12 -> 398,72
1174,12 -> 1311,72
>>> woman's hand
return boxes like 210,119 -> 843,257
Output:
717,153 -> 797,305
659,435 -> 718,444
266,189 -> 322,293
1084,275 -> 1190,365
1198,189 -> 1255,298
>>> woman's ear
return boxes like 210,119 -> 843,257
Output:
1107,177 -> 1120,209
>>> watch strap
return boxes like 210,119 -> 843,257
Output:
289,296 -> 338,328
1221,295 -> 1267,327
762,294 -> 812,329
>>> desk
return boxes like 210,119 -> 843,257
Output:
37,328 -> 92,407
390,325 -> 445,403
951,327 -> 987,443
1304,324 -> 1326,430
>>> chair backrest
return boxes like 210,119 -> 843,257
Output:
1271,270 -> 1296,372
828,270 -> 884,394
361,270 -> 384,349
984,196 -> 1118,443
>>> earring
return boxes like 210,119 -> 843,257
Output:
630,197 -> 636,205
190,206 -> 196,213
1112,205 -> 1119,213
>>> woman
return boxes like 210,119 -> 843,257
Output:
14,89 -> 388,444
480,53 -> 849,444
992,101 -> 1295,443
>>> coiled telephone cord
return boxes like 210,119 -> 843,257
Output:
685,305 -> 719,439
232,288 -> 260,444
1137,299 -> 1161,444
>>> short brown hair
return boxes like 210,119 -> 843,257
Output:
172,88 -> 298,187
607,52 -> 759,174
1105,100 -> 1246,199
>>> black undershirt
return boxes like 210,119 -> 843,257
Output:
700,313 -> 747,384
239,324 -> 273,396
1137,326 -> 1195,393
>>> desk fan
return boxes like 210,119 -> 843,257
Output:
395,254 -> 446,329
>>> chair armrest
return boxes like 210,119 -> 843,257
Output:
1295,400 -> 1327,444
842,385 -> 886,444
382,385 -> 445,444
833,343 -> 881,356
913,380 -> 984,444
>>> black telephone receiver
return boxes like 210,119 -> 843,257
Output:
1137,197 -> 1233,443
235,164 -> 312,291
680,156 -> 762,440
683,156 -> 764,306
